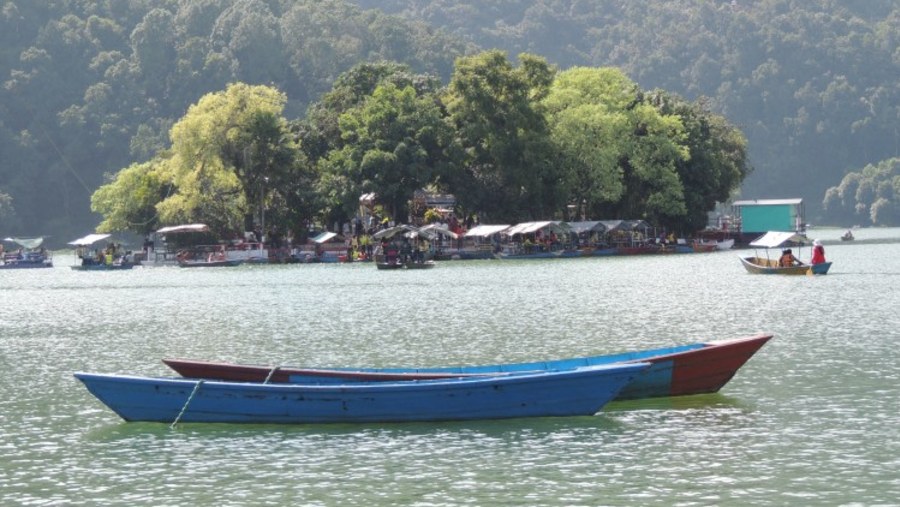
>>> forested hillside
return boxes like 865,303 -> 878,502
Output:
353,0 -> 900,225
0,0 -> 471,241
1,0 -> 898,242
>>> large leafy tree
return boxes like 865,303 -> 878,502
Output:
645,91 -> 750,232
91,159 -> 172,234
543,67 -> 636,219
543,66 -> 688,224
299,61 -> 446,225
90,83 -> 300,238
614,99 -> 688,224
443,51 -> 561,222
327,82 -> 450,222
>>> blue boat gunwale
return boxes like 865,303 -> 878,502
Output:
75,362 -> 651,393
316,343 -> 706,375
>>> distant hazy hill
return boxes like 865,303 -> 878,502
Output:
1,0 -> 897,238
350,0 -> 900,222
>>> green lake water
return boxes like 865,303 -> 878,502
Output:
2,227 -> 899,506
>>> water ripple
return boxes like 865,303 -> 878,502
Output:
2,235 -> 900,505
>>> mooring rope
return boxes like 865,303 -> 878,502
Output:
263,366 -> 280,384
170,380 -> 204,429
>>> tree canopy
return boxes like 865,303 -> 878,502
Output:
822,158 -> 900,227
92,83 -> 299,238
90,54 -> 749,237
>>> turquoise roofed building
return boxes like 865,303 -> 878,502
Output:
733,198 -> 805,243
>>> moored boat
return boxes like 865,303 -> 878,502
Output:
74,362 -> 649,424
163,333 -> 773,401
0,237 -> 53,269
715,238 -> 736,250
68,233 -> 135,270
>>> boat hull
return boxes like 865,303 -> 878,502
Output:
0,261 -> 53,269
740,256 -> 831,275
164,334 -> 772,401
71,263 -> 135,271
178,259 -> 242,268
75,363 -> 648,424
403,261 -> 435,269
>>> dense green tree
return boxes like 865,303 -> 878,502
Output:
543,67 -> 637,219
645,91 -> 750,232
543,67 -> 690,225
161,83 -> 296,235
614,100 -> 688,224
209,0 -> 284,86
90,83 -> 299,238
297,61 -> 446,226
443,50 -> 561,222
328,82 -> 450,222
131,8 -> 176,96
90,159 -> 172,234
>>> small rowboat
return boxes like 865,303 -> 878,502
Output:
739,256 -> 831,275
74,363 -> 649,424
739,231 -> 831,275
163,333 -> 772,401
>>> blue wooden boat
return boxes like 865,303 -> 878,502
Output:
164,334 -> 772,401
74,363 -> 649,424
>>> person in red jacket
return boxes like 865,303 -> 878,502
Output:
811,239 -> 826,265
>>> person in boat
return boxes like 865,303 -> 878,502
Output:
842,229 -> 854,240
399,239 -> 412,263
811,240 -> 826,265
779,248 -> 802,267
